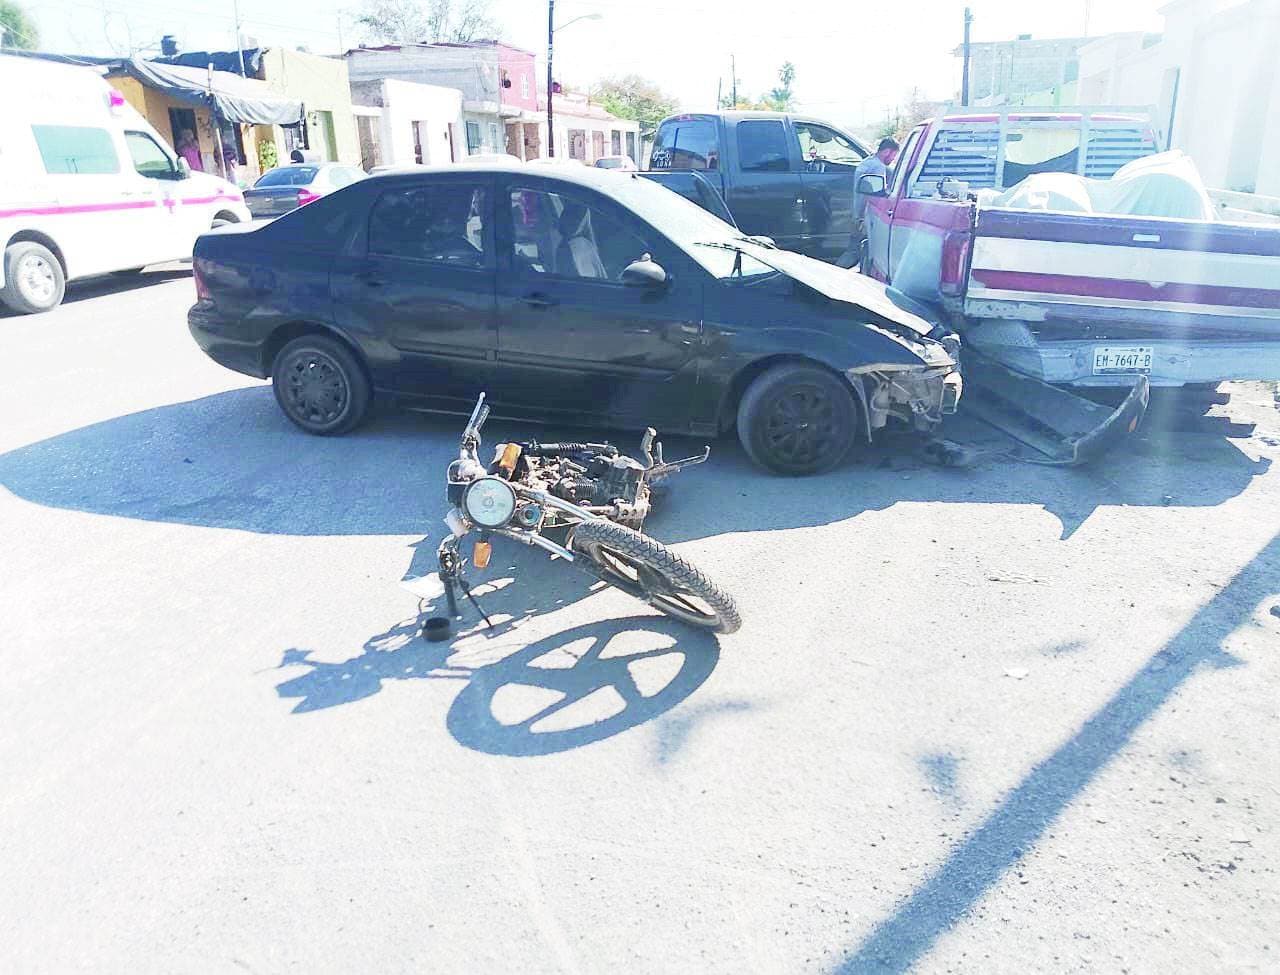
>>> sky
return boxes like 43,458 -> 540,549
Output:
28,0 -> 1171,130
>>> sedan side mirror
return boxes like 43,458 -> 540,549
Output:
176,157 -> 191,179
621,254 -> 668,289
857,173 -> 887,196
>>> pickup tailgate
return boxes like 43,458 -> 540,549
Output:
963,208 -> 1280,385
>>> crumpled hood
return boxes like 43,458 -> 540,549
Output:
731,241 -> 938,336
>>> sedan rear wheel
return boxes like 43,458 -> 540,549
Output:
736,363 -> 858,475
271,334 -> 371,435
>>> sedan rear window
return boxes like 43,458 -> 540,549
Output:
369,183 -> 489,267
256,166 -> 319,187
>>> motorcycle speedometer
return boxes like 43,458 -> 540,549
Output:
463,476 -> 517,529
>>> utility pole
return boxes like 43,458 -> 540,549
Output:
337,12 -> 344,54
961,7 -> 973,107
716,77 -> 722,110
546,0 -> 556,157
233,0 -> 247,76
730,54 -> 737,108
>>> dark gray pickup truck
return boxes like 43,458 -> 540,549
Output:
642,111 -> 870,264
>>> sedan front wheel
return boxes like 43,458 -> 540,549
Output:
736,363 -> 859,475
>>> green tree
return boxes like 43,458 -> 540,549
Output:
763,61 -> 796,111
591,74 -> 678,139
0,1 -> 39,50
357,0 -> 494,45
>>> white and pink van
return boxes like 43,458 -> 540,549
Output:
0,55 -> 250,314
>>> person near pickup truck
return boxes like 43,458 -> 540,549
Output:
853,137 -> 899,230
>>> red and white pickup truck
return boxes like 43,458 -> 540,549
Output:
861,109 -> 1280,388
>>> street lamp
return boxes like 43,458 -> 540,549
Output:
546,4 -> 603,158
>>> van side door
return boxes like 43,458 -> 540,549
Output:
27,123 -> 159,277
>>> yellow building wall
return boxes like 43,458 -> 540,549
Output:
260,48 -> 361,165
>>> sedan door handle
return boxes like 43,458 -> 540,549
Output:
357,272 -> 387,288
522,292 -> 558,309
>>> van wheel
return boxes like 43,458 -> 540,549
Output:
1,242 -> 66,314
271,334 -> 371,436
736,364 -> 858,475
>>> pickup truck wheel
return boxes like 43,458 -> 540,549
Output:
271,335 -> 370,436
1,242 -> 66,314
736,364 -> 858,475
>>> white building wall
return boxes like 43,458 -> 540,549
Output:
377,80 -> 463,166
1075,0 -> 1280,193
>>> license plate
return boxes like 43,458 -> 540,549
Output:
1092,345 -> 1153,375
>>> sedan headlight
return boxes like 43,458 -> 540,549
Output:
463,476 -> 516,529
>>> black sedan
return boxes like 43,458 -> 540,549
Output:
189,162 -> 960,475
243,162 -> 367,218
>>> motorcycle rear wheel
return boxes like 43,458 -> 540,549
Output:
569,521 -> 742,635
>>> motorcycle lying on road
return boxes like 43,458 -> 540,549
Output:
427,393 -> 742,635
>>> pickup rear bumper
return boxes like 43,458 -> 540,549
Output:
962,320 -> 1280,387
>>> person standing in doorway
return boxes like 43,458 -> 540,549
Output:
850,137 -> 900,264
176,130 -> 203,172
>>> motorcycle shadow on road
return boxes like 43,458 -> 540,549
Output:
0,383 -> 1269,541
276,571 -> 722,757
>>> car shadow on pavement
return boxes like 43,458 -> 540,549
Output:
0,384 -> 1270,540
832,531 -> 1279,973
276,594 -> 721,757
0,267 -> 190,317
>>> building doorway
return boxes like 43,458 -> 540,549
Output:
166,107 -> 196,151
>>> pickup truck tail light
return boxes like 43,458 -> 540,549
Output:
296,187 -> 320,207
939,230 -> 971,296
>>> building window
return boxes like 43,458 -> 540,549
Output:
488,123 -> 499,152
466,121 -> 481,155
569,129 -> 586,161
625,131 -> 636,163
521,74 -> 529,100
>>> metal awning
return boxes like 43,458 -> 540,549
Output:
109,58 -> 304,126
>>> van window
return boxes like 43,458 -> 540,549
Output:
32,125 -> 120,175
650,117 -> 719,171
124,131 -> 177,178
736,120 -> 792,173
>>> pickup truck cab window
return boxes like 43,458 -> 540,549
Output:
795,122 -> 863,169
369,183 -> 489,268
650,116 -> 719,171
736,120 -> 793,173
510,188 -> 650,282
890,129 -> 922,195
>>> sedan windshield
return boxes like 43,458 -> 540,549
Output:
255,166 -> 320,188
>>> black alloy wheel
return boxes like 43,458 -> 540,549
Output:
271,335 -> 371,435
736,363 -> 858,475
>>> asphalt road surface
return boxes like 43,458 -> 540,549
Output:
2,270 -> 1277,973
